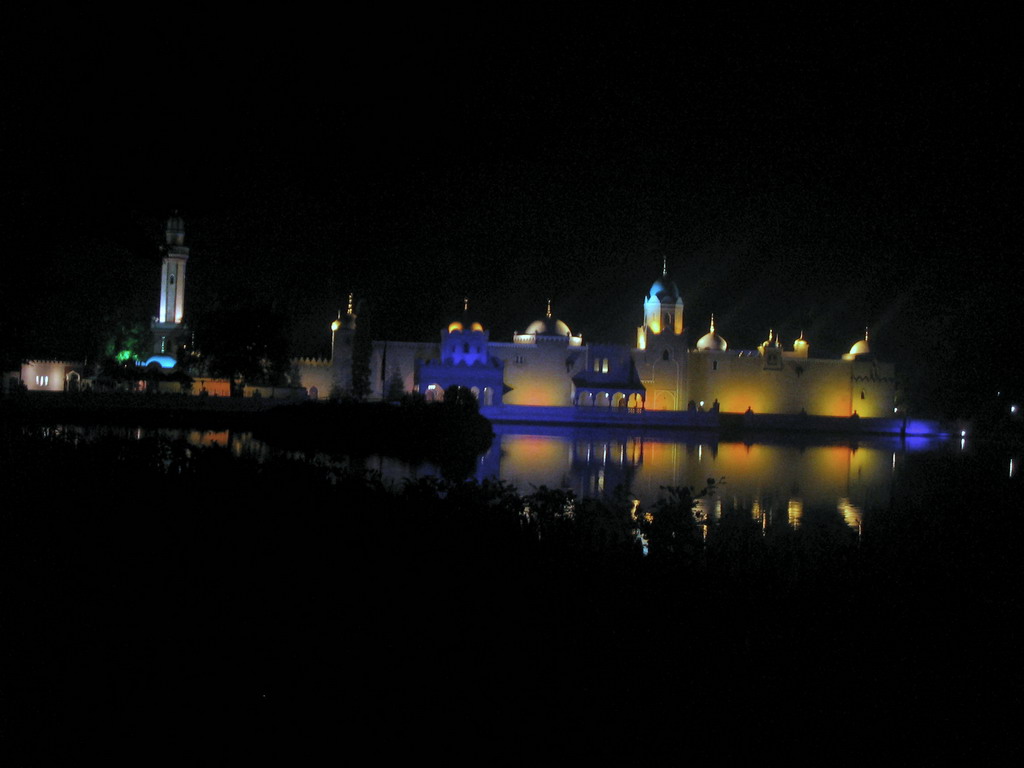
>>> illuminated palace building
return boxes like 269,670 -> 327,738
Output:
299,266 -> 899,429
5,215 -> 898,426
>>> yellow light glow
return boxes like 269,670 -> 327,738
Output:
837,498 -> 862,530
787,499 -> 803,528
448,321 -> 464,332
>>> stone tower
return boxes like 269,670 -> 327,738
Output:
150,214 -> 190,358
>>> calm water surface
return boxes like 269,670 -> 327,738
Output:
59,422 -> 1016,532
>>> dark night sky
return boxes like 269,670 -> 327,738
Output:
1,9 -> 1019,414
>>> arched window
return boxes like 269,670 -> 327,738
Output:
662,350 -> 669,361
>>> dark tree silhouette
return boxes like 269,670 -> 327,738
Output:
193,302 -> 292,388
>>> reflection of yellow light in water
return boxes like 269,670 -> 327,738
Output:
598,469 -> 605,493
751,499 -> 762,521
502,435 -> 572,490
187,430 -> 229,448
787,499 -> 803,528
837,498 -> 862,531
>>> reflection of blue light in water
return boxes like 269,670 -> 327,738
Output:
902,436 -> 944,452
904,419 -> 945,436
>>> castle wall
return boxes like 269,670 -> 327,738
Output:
850,360 -> 897,417
632,334 -> 689,410
489,340 -> 579,407
293,359 -> 334,399
371,341 -> 439,399
685,352 -> 876,417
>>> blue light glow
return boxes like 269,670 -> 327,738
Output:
138,355 -> 178,370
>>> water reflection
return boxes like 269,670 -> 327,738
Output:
470,425 -> 950,530
44,422 -> 964,533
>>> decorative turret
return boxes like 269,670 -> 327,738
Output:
637,259 -> 685,349
166,214 -> 186,247
442,298 -> 491,365
792,331 -> 809,358
448,297 -> 485,333
515,299 -> 582,345
844,327 -> 872,360
337,293 -> 357,331
330,294 -> 358,358
758,329 -> 781,354
696,314 -> 728,351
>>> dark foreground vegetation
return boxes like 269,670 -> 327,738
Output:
1,426 -> 1021,759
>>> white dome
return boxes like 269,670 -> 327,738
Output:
696,316 -> 727,351
525,317 -> 572,337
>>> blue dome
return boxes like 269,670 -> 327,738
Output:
648,275 -> 681,302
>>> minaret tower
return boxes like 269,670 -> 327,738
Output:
330,293 -> 358,393
151,214 -> 190,357
636,258 -> 685,350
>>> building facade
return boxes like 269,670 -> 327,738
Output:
150,215 -> 190,358
298,267 -> 897,421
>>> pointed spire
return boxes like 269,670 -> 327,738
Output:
864,326 -> 870,341
662,256 -> 667,277
464,296 -> 469,313
546,298 -> 552,318
347,293 -> 354,315
709,313 -> 716,333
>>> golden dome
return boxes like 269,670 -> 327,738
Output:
849,328 -> 870,356
696,315 -> 728,351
